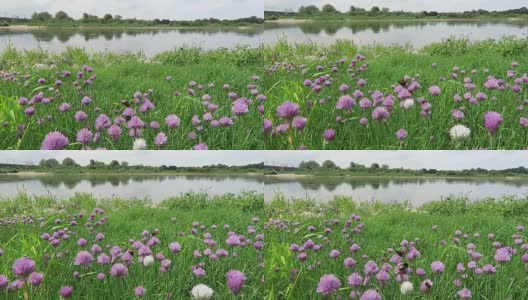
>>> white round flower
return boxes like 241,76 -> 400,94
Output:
133,138 -> 147,150
191,284 -> 214,300
400,281 -> 414,295
449,124 -> 471,140
403,99 -> 415,109
143,255 -> 154,267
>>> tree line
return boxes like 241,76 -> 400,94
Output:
289,160 -> 528,176
28,11 -> 263,26
265,5 -> 528,19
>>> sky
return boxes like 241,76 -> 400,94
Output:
264,151 -> 528,170
1,0 -> 263,20
265,0 -> 528,12
0,151 -> 265,167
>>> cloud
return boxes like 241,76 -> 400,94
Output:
2,0 -> 263,19
265,0 -> 526,13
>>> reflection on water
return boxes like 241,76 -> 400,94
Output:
264,176 -> 528,205
264,20 -> 528,48
0,27 -> 263,55
0,174 -> 264,203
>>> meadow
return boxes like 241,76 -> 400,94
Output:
0,45 -> 263,150
263,37 -> 528,150
265,195 -> 528,299
0,191 -> 264,299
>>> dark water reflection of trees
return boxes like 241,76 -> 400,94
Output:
264,20 -> 528,36
263,176 -> 528,192
0,174 -> 265,190
0,27 -> 262,43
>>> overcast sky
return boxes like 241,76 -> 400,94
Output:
1,0 -> 263,20
264,151 -> 528,170
0,151 -> 264,167
265,0 -> 528,12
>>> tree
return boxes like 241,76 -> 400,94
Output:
322,4 -> 338,14
382,7 -> 390,13
371,6 -> 381,13
55,11 -> 70,20
299,5 -> 320,15
103,14 -> 113,21
114,15 -> 123,21
322,160 -> 337,169
110,160 -> 120,168
39,158 -> 60,168
32,12 -> 53,22
381,164 -> 390,170
299,160 -> 320,170
120,161 -> 129,167
370,163 -> 380,169
62,157 -> 77,167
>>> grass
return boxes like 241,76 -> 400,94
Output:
0,45 -> 263,150
265,195 -> 528,299
0,192 -> 264,299
263,37 -> 528,150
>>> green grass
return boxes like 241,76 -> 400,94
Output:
0,45 -> 263,150
265,195 -> 528,299
0,192 -> 264,299
263,37 -> 528,150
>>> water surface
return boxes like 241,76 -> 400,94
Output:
0,174 -> 264,203
264,20 -> 528,48
264,176 -> 528,205
0,27 -> 262,56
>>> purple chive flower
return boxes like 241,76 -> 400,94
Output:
193,143 -> 208,150
396,129 -> 408,141
169,242 -> 181,254
165,115 -> 181,129
0,275 -> 8,290
58,103 -> 71,112
76,128 -> 93,145
360,289 -> 382,300
277,101 -> 299,119
316,274 -> 341,297
60,286 -> 73,298
226,270 -> 246,295
431,261 -> 445,274
484,112 -> 503,134
520,117 -> 528,127
372,106 -> 390,121
419,279 -> 433,294
429,85 -> 441,96
154,132 -> 168,147
324,129 -> 336,142
110,263 -> 128,278
95,114 -> 111,131
219,117 -> 233,127
292,117 -> 307,131
74,111 -> 87,122
263,119 -> 273,134
336,95 -> 356,112
81,96 -> 92,106
134,286 -> 146,298
28,272 -> 44,287
74,251 -> 94,267
41,132 -> 69,150
457,288 -> 472,299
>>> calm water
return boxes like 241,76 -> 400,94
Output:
264,20 -> 528,48
0,27 -> 262,56
264,176 -> 528,205
0,174 -> 263,203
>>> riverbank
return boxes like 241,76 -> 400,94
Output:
264,37 -> 528,150
265,195 -> 528,299
2,24 -> 263,31
0,45 -> 263,150
0,192 -> 264,299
